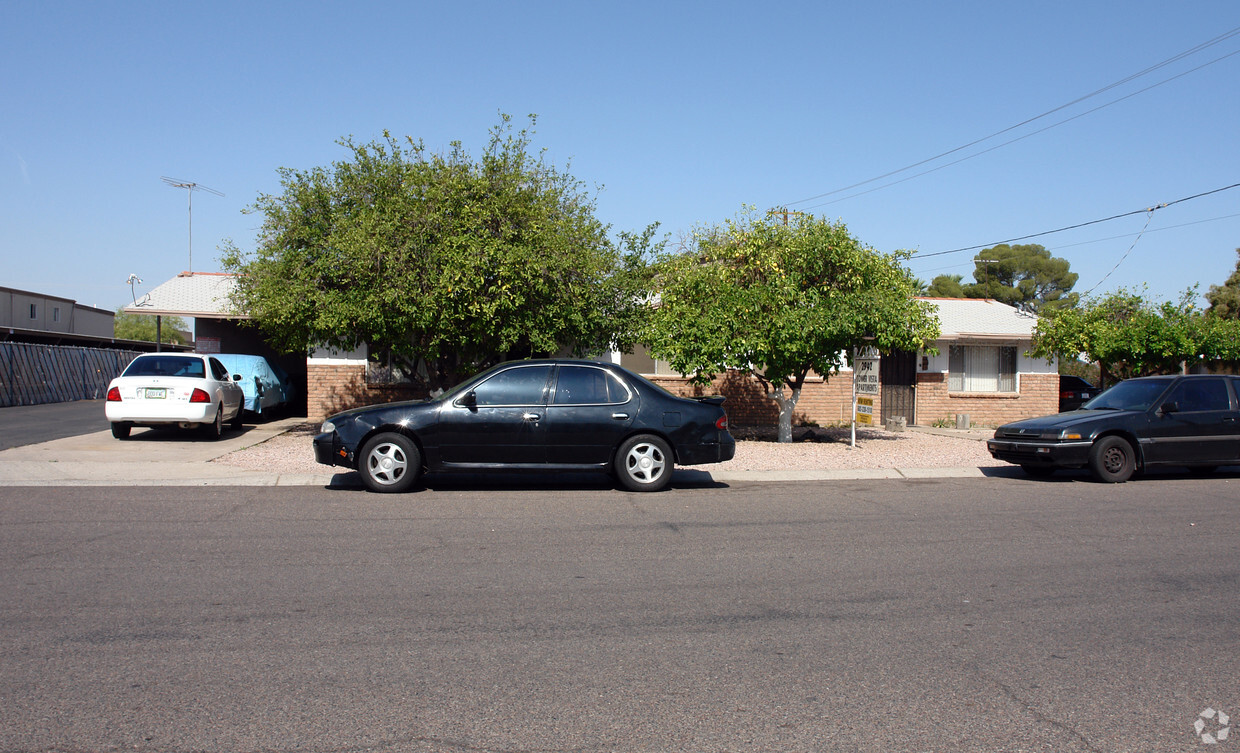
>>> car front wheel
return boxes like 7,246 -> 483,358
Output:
615,434 -> 673,492
359,432 -> 422,493
1089,435 -> 1136,483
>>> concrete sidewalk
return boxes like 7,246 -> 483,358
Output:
0,419 -> 999,488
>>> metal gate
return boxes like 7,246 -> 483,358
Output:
0,342 -> 139,407
880,350 -> 917,425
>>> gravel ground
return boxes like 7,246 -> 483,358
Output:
213,424 -> 1005,474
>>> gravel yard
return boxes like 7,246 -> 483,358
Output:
212,424 -> 1005,475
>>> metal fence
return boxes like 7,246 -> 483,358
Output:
0,342 -> 140,407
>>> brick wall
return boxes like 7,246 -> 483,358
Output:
307,362 -> 426,421
307,362 -> 1058,428
646,370 -> 860,427
915,371 -> 1057,427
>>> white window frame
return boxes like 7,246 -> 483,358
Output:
948,344 -> 1017,393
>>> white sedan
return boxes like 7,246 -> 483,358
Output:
105,353 -> 245,439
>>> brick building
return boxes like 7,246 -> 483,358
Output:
142,273 -> 1057,428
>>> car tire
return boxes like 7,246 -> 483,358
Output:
229,407 -> 244,430
359,432 -> 422,493
111,422 -> 131,440
201,406 -> 224,440
1089,435 -> 1135,483
614,434 -> 673,492
1020,464 -> 1055,478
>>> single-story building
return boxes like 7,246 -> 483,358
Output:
130,274 -> 1058,427
615,298 -> 1057,428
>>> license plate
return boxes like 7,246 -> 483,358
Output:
143,388 -> 167,399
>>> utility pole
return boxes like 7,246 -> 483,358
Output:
976,258 -> 998,296
162,177 -> 224,273
767,207 -> 807,226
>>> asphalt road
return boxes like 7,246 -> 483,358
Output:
0,399 -> 108,450
2,477 -> 1238,752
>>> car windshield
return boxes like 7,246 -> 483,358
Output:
1083,377 -> 1174,411
122,355 -> 205,378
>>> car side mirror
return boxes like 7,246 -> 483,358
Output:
232,374 -> 242,382
1158,401 -> 1179,415
458,390 -> 477,408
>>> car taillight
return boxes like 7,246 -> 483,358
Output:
716,414 -> 729,430
189,388 -> 211,403
106,387 -> 121,402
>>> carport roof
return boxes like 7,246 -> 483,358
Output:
920,297 -> 1037,341
123,272 -> 245,319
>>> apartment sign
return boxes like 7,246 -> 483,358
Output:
854,351 -> 880,395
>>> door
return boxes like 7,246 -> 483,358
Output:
1141,376 -> 1240,466
436,364 -> 553,465
880,351 -> 917,425
543,364 -> 635,465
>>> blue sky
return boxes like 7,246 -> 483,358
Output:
3,1 -> 1238,315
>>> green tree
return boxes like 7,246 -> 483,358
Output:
645,210 -> 940,442
113,308 -> 189,345
1205,248 -> 1240,319
222,115 -> 652,391
967,244 -> 1078,311
1031,287 -> 1240,385
926,274 -> 965,297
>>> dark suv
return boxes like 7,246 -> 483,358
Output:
1058,375 -> 1096,412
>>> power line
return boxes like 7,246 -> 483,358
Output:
785,26 -> 1240,208
915,212 -> 1240,275
910,182 -> 1240,261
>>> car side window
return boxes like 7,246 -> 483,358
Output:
471,366 -> 552,407
553,366 -> 630,405
1164,378 -> 1231,413
208,358 -> 229,381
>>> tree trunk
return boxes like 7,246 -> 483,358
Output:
762,379 -> 804,443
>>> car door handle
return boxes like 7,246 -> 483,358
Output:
612,413 -> 630,420
523,412 -> 541,422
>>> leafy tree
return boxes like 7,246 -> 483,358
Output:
967,244 -> 1078,311
924,245 -> 1078,311
222,115 -> 652,391
1031,287 -> 1240,385
113,308 -> 189,345
1205,248 -> 1240,319
926,274 -> 965,297
645,210 -> 940,442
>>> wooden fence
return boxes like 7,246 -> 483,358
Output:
0,342 -> 140,407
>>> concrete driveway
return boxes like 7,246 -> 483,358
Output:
0,416 -> 336,487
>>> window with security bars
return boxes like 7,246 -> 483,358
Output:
948,345 -> 1017,392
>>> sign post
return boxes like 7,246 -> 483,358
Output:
851,346 -> 880,448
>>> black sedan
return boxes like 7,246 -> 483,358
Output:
988,374 -> 1240,482
314,359 -> 736,492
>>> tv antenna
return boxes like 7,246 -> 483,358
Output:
161,176 -> 224,272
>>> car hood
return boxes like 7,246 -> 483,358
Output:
995,409 -> 1143,435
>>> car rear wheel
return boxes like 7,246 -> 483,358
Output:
615,434 -> 673,492
1089,435 -> 1135,483
359,432 -> 422,493
201,406 -> 224,440
111,422 -> 131,439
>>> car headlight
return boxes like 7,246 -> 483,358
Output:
1043,430 -> 1082,440
320,420 -> 336,434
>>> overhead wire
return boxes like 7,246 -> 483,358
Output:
784,26 -> 1240,208
910,182 -> 1240,261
